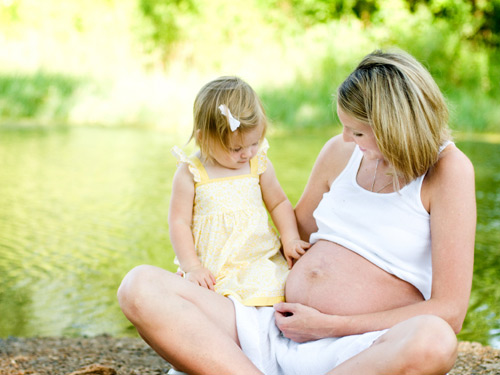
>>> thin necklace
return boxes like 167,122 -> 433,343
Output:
371,159 -> 392,193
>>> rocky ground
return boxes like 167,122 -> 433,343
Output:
0,335 -> 499,374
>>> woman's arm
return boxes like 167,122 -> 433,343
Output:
168,163 -> 215,289
260,159 -> 310,268
424,144 -> 476,332
276,145 -> 476,341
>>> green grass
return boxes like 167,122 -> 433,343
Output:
0,73 -> 82,124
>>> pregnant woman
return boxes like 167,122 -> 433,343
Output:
117,49 -> 476,375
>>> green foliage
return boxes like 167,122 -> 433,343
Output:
257,0 -> 379,26
0,73 -> 81,123
0,0 -> 499,132
0,0 -> 20,24
138,0 -> 198,63
256,0 -> 500,46
407,0 -> 500,46
258,1 -> 500,131
259,37 -> 365,129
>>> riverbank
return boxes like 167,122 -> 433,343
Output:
0,335 -> 499,374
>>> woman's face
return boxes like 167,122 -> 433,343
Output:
337,104 -> 383,161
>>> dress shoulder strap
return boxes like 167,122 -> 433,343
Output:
171,146 -> 209,183
251,138 -> 269,176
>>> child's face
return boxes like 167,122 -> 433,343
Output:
212,124 -> 264,170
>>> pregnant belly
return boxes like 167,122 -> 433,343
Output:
285,240 -> 424,315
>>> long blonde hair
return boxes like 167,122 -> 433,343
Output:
191,76 -> 267,162
337,49 -> 451,183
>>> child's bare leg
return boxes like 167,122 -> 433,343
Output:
329,315 -> 457,375
117,265 -> 262,375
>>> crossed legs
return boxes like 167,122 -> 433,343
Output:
118,265 -> 457,375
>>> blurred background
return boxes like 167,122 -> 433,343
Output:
0,0 -> 499,348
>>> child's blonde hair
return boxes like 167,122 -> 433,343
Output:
337,49 -> 451,183
191,76 -> 267,162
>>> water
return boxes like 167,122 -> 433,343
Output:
0,126 -> 498,348
0,127 -> 176,337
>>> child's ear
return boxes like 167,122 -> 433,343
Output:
195,129 -> 201,142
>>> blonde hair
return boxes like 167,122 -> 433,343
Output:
337,49 -> 451,183
191,76 -> 267,162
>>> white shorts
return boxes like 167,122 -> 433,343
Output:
230,296 -> 387,375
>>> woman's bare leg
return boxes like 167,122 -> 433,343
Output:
117,265 -> 262,375
329,315 -> 457,375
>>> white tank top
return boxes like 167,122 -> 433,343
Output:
310,143 -> 450,300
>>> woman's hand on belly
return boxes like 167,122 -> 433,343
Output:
274,302 -> 341,343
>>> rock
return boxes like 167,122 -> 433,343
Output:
67,364 -> 117,375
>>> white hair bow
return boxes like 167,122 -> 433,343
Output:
218,104 -> 240,132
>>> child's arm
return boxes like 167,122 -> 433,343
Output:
260,158 -> 310,268
168,163 -> 216,290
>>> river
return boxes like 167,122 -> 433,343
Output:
0,126 -> 498,348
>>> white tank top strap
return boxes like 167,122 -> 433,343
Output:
439,140 -> 454,153
330,145 -> 362,190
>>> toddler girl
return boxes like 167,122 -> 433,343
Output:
169,76 -> 309,306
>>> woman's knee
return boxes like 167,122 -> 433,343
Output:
402,315 -> 458,373
117,265 -> 173,320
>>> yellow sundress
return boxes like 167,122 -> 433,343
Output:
171,141 -> 289,306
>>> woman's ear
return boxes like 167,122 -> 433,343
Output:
195,129 -> 202,142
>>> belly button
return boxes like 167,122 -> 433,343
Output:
307,268 -> 322,279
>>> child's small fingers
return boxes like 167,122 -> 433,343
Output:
202,277 -> 209,288
196,279 -> 205,288
204,275 -> 215,291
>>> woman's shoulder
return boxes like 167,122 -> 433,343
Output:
429,143 -> 474,182
323,134 -> 355,151
317,135 -> 356,169
422,143 -> 475,208
305,134 -> 356,188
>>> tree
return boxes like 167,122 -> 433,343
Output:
407,0 -> 500,46
138,0 -> 198,67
